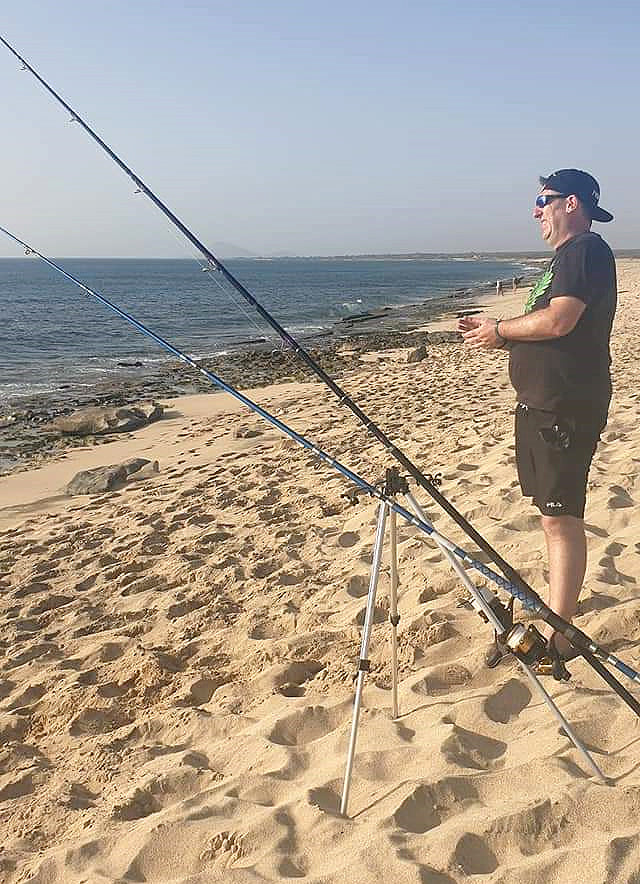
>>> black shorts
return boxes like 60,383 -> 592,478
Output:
515,403 -> 600,518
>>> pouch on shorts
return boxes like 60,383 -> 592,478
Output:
538,416 -> 575,451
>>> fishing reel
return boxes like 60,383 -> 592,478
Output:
498,615 -> 571,681
502,622 -> 570,681
463,589 -> 571,682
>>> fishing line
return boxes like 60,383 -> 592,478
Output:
4,38 -> 639,713
3,224 -> 640,719
1,34 -> 544,603
171,230 -> 332,373
159,220 -> 276,352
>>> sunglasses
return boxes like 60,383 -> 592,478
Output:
535,193 -> 568,209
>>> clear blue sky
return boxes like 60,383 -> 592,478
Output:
1,1 -> 638,256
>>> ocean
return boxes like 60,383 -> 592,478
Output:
0,255 -> 534,407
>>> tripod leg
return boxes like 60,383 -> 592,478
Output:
341,502 -> 388,817
389,506 -> 400,719
403,492 -> 606,783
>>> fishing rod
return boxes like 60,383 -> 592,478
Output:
0,34 -> 541,601
3,224 -> 640,721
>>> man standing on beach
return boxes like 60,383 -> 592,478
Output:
458,169 -> 616,665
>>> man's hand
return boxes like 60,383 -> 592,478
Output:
457,315 -> 503,349
457,315 -> 482,332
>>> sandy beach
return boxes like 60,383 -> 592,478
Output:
2,261 -> 640,882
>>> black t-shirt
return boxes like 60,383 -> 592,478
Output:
508,231 -> 617,430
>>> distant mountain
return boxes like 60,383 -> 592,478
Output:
211,241 -> 256,258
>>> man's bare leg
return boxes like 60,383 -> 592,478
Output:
540,514 -> 587,655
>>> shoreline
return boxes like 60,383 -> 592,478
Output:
0,272 -> 534,475
0,276 -> 534,527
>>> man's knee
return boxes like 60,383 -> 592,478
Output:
540,514 -> 584,540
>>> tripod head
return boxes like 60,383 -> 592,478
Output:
342,467 -> 442,506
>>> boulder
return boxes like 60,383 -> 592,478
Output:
66,465 -> 128,495
50,402 -> 164,436
66,458 -> 155,495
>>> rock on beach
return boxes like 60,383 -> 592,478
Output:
49,402 -> 165,436
66,458 -> 158,495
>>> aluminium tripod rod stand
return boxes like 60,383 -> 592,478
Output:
340,489 -> 606,818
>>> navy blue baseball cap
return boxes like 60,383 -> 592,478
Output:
539,169 -> 613,222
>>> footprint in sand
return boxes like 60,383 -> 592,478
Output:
268,660 -> 324,699
355,604 -> 387,626
250,560 -> 280,579
413,664 -> 472,696
248,620 -> 282,640
418,587 -> 439,605
267,705 -> 345,747
338,531 -> 360,548
608,485 -> 634,508
346,574 -> 369,598
97,681 -> 131,699
441,724 -> 507,770
451,833 -> 498,875
111,785 -> 162,821
200,831 -> 244,866
604,541 -> 627,556
121,575 -> 168,597
500,514 -> 541,532
0,680 -> 16,700
12,617 -> 41,634
0,771 -> 42,802
138,533 -> 170,557
483,679 -> 532,724
27,595 -> 73,616
307,783 -> 341,814
75,574 -> 97,592
69,705 -> 133,737
6,642 -> 61,669
180,675 -> 226,706
6,683 -> 47,711
415,867 -> 455,884
393,779 -> 479,834
277,571 -> 305,586
167,598 -> 206,619
12,581 -> 51,600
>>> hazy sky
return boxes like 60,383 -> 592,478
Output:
1,1 -> 638,257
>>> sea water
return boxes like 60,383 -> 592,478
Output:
0,256 -> 533,405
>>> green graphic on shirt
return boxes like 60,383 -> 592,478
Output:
524,267 -> 553,313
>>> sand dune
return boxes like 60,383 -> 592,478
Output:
1,262 -> 640,882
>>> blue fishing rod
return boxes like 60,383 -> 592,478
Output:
2,224 -> 639,718
0,34 -> 550,608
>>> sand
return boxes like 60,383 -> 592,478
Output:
1,261 -> 640,883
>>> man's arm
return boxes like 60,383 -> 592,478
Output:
459,296 -> 586,349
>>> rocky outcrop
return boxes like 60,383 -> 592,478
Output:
50,402 -> 165,437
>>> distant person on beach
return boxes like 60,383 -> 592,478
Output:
496,280 -> 503,296
458,169 -> 616,670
